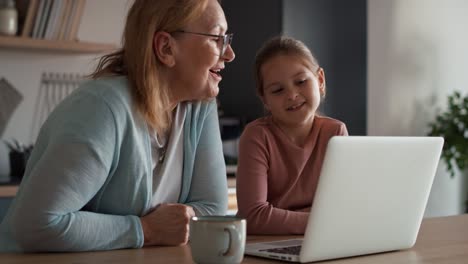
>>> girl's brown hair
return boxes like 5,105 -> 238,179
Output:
90,0 -> 210,133
254,36 -> 324,97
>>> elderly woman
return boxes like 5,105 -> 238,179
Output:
0,0 -> 235,252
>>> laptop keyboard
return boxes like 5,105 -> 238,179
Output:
260,245 -> 302,255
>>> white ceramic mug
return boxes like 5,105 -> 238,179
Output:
190,216 -> 246,264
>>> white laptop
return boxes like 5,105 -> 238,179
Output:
245,136 -> 444,263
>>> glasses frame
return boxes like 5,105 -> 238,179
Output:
173,30 -> 233,57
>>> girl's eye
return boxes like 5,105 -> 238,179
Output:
271,88 -> 283,94
296,79 -> 307,85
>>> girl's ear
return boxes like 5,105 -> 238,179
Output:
153,31 -> 176,67
317,68 -> 326,97
260,96 -> 270,111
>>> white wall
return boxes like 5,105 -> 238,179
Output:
0,0 -> 130,176
368,0 -> 468,216
368,0 -> 468,136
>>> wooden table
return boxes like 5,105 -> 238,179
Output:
1,214 -> 467,263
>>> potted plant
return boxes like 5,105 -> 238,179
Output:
427,91 -> 468,213
428,91 -> 468,176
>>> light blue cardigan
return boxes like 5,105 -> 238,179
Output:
0,76 -> 228,252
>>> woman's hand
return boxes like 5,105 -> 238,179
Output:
140,203 -> 196,246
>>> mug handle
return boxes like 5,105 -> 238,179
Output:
222,225 -> 241,257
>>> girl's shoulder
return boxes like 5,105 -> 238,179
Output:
239,116 -> 277,143
242,116 -> 274,135
314,115 -> 345,126
314,115 -> 348,135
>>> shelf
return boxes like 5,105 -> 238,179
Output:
0,176 -> 20,198
0,185 -> 18,198
0,36 -> 117,54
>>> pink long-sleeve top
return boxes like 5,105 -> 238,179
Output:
236,115 -> 348,235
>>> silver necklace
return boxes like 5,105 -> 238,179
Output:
158,146 -> 166,164
154,131 -> 168,164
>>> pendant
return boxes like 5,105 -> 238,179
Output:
158,148 -> 166,164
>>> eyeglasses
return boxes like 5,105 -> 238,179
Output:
173,30 -> 233,57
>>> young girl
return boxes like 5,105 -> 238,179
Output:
236,36 -> 348,235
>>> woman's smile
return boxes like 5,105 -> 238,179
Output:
209,67 -> 223,81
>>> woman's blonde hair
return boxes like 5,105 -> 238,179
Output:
90,0 -> 210,133
254,36 -> 324,98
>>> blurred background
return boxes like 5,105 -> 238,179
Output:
1,0 -> 467,219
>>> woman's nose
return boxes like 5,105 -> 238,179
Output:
222,44 -> 235,62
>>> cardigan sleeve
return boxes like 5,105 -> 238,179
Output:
184,100 -> 228,216
10,92 -> 143,252
236,125 -> 308,235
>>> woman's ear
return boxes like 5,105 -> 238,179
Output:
153,31 -> 176,67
